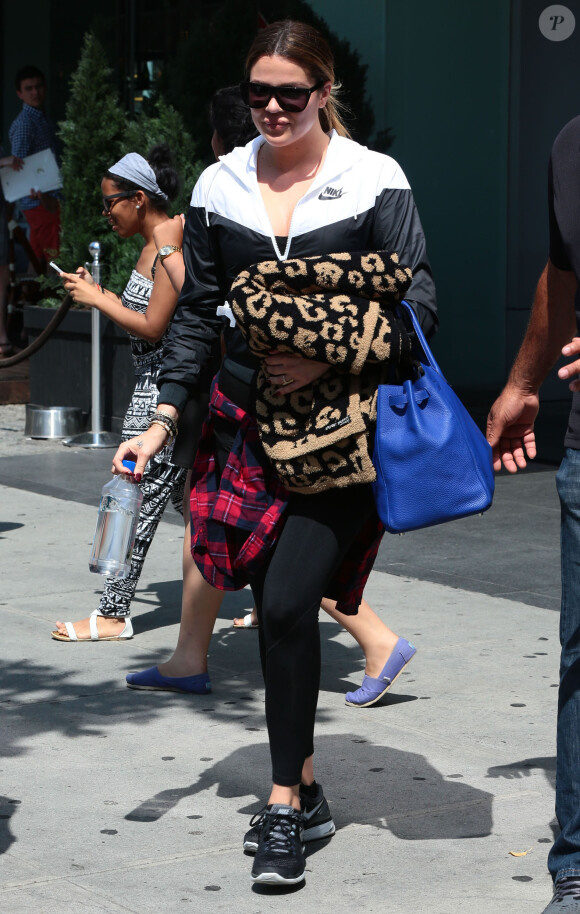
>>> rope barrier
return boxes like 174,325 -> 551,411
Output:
0,200 -> 67,369
0,294 -> 73,368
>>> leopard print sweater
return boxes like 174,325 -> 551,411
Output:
229,251 -> 412,493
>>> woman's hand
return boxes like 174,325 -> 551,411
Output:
111,425 -> 170,482
153,214 -> 184,250
264,350 -> 329,395
60,271 -> 101,307
75,266 -> 94,284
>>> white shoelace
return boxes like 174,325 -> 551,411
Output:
553,877 -> 580,902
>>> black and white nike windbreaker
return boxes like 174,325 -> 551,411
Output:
158,131 -> 437,410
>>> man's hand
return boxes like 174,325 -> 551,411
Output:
559,337 -> 580,391
0,155 -> 23,171
38,191 -> 59,213
486,389 -> 540,473
29,188 -> 59,212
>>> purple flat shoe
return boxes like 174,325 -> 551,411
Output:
345,638 -> 416,708
126,666 -> 211,694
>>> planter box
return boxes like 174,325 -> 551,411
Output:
24,306 -> 135,435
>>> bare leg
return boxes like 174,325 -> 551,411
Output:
267,755 -> 315,812
157,470 -> 224,677
241,598 -> 400,673
156,540 -> 224,678
301,754 -> 314,787
268,783 -> 301,810
320,596 -> 399,678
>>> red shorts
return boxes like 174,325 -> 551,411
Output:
23,204 -> 61,261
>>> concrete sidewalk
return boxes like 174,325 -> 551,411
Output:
0,405 -> 563,913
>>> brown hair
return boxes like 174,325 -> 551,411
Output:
245,20 -> 350,138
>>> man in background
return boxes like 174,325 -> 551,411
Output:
9,65 -> 61,270
0,151 -> 23,356
487,114 -> 580,913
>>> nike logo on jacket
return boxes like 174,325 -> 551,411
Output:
318,186 -> 344,200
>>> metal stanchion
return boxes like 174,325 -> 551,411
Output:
63,241 -> 121,448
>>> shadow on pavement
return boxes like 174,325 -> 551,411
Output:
0,522 -> 24,537
0,796 -> 18,855
0,615 -> 398,759
486,755 -> 556,790
486,756 -> 559,843
125,734 -> 493,841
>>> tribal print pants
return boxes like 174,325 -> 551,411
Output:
98,458 -> 186,617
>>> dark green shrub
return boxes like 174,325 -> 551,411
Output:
41,32 -> 202,305
58,32 -> 126,289
122,102 -> 203,217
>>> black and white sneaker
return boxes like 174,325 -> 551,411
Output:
542,876 -> 580,912
250,804 -> 305,885
300,781 -> 336,842
244,781 -> 335,852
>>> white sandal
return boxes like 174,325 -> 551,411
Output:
51,609 -> 134,642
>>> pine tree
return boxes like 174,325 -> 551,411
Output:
122,102 -> 203,217
54,33 -> 202,297
58,32 -> 127,279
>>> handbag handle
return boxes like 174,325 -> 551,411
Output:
399,300 -> 443,376
388,387 -> 430,408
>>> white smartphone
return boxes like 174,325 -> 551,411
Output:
48,260 -> 65,274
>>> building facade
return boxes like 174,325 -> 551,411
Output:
2,0 -> 579,431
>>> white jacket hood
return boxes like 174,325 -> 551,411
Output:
193,130 -> 410,261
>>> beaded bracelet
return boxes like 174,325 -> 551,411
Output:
149,419 -> 175,441
152,410 -> 178,437
149,418 -> 176,439
149,410 -> 178,439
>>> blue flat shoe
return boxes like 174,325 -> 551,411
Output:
126,666 -> 211,694
345,637 -> 416,707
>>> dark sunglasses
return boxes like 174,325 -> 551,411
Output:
240,79 -> 324,113
102,191 -> 136,214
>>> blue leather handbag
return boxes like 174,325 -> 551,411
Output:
372,301 -> 494,534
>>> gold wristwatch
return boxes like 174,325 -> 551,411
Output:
158,244 -> 182,262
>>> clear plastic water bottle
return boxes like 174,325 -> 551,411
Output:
89,460 -> 143,578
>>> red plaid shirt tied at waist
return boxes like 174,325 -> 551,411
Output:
190,377 -> 385,615
190,379 -> 288,590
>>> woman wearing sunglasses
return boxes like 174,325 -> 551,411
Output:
113,20 -> 437,885
51,145 -> 193,642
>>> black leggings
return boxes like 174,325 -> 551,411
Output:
249,484 -> 376,786
215,361 -> 376,786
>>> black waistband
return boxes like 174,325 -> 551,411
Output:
219,357 -> 257,415
222,356 -> 258,386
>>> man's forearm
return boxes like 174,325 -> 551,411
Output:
508,260 -> 577,394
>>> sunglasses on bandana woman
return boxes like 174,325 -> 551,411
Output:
240,79 -> 325,113
102,191 -> 136,214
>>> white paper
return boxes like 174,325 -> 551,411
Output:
0,148 -> 62,202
